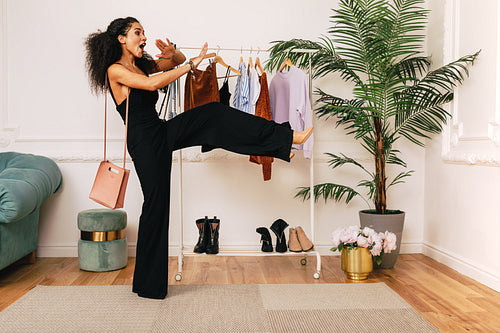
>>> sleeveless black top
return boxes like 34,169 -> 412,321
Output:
114,88 -> 159,128
110,86 -> 163,156
219,66 -> 231,106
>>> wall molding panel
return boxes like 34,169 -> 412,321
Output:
0,0 -> 19,148
441,0 -> 500,166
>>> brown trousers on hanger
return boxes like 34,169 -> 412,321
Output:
184,62 -> 220,110
250,72 -> 274,181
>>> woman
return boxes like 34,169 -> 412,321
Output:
85,17 -> 313,299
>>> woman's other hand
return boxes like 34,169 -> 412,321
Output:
155,38 -> 176,59
191,43 -> 208,68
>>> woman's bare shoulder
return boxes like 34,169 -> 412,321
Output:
108,63 -> 126,74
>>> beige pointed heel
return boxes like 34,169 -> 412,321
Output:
292,127 -> 314,145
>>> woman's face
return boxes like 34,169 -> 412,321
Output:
121,22 -> 147,58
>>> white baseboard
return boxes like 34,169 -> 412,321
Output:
423,242 -> 500,292
37,243 -> 78,257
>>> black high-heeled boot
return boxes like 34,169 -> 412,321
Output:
194,216 -> 210,253
205,216 -> 220,255
256,227 -> 273,252
270,219 -> 289,253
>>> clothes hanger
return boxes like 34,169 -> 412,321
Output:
254,47 -> 264,75
248,48 -> 253,70
279,57 -> 294,72
203,52 -> 216,59
213,55 -> 242,78
255,57 -> 264,74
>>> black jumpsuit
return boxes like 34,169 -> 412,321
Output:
112,87 -> 293,299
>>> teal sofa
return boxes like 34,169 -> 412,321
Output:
0,152 -> 62,270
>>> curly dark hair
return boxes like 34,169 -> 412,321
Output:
85,17 -> 156,94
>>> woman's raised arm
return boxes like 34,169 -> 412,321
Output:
108,43 -> 208,101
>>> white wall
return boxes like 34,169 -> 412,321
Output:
424,0 -> 500,292
1,1 -> 426,262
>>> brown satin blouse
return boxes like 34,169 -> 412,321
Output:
184,62 -> 220,111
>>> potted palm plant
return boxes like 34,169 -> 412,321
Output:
266,0 -> 478,268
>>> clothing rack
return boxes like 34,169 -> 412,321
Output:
172,47 -> 321,281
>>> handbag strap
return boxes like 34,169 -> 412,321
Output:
104,74 -> 129,169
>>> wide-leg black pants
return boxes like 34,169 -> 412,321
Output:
129,102 -> 293,299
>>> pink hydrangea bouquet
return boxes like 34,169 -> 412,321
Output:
331,225 -> 397,265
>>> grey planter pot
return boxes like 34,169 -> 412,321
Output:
359,210 -> 405,269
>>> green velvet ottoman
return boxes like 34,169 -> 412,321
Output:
77,209 -> 127,272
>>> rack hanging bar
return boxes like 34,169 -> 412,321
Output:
177,46 -> 270,53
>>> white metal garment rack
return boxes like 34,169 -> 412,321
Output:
172,46 -> 320,281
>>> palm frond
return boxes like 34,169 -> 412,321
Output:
392,52 -> 478,145
313,37 -> 363,83
388,56 -> 431,82
385,148 -> 407,167
315,88 -> 370,134
357,179 -> 376,201
395,87 -> 454,145
384,0 -> 428,62
325,153 -> 373,177
265,39 -> 323,72
418,52 -> 480,91
387,170 -> 415,189
360,135 -> 376,156
330,0 -> 389,76
295,183 -> 361,204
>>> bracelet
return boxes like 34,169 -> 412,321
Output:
188,60 -> 195,72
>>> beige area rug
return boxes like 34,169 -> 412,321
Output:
0,283 -> 438,332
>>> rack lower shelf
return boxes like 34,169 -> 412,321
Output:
174,249 -> 321,281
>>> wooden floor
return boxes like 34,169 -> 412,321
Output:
0,254 -> 499,332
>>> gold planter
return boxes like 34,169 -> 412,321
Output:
341,247 -> 373,280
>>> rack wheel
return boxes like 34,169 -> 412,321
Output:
300,258 -> 307,266
313,272 -> 320,279
175,273 -> 182,281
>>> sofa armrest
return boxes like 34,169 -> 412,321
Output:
0,152 -> 62,223
0,179 -> 39,223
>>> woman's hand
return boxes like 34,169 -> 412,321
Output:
190,42 -> 208,69
155,38 -> 176,59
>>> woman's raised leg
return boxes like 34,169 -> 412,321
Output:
166,102 -> 294,161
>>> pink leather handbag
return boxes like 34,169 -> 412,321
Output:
89,82 -> 130,209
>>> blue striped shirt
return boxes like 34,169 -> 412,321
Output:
232,62 -> 249,113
